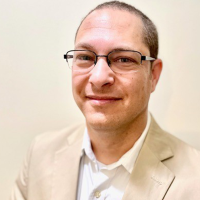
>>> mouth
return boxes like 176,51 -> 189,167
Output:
86,95 -> 122,105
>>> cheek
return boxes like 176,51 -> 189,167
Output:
121,70 -> 149,89
126,71 -> 152,100
138,77 -> 152,103
72,73 -> 87,103
72,72 -> 88,90
72,76 -> 78,98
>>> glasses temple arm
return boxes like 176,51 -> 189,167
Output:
141,56 -> 156,61
64,55 -> 73,59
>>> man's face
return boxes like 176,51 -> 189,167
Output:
72,9 -> 159,131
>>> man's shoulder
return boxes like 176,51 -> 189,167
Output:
32,122 -> 85,153
149,118 -> 200,176
159,130 -> 200,198
163,130 -> 200,173
149,116 -> 200,155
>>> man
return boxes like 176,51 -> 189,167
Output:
11,1 -> 200,200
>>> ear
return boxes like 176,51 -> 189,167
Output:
150,59 -> 163,93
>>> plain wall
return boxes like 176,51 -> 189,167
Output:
1,0 -> 200,199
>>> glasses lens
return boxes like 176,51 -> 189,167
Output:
108,51 -> 141,73
67,50 -> 96,72
66,51 -> 74,69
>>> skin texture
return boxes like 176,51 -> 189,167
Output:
73,8 -> 162,164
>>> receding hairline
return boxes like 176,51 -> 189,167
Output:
75,8 -> 144,42
74,2 -> 159,58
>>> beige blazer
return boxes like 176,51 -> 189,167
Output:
11,117 -> 200,200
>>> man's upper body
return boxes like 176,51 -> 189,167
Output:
11,116 -> 200,200
11,1 -> 200,199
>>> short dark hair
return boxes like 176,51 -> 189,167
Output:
75,1 -> 159,59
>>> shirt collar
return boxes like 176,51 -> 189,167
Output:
81,113 -> 151,173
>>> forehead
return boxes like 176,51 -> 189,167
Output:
76,8 -> 147,53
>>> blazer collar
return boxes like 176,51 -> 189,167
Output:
122,116 -> 175,200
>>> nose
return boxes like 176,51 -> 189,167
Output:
88,57 -> 114,89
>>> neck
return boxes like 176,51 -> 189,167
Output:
86,111 -> 148,165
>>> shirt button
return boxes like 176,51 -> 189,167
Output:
94,191 -> 101,198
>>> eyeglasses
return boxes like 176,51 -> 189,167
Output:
63,49 -> 155,74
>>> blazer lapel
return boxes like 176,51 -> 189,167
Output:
122,117 -> 175,200
51,125 -> 85,200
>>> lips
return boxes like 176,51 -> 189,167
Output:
86,95 -> 122,105
86,95 -> 121,100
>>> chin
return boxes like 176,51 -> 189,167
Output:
84,112 -> 128,131
85,113 -> 114,129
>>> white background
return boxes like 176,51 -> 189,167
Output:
1,0 -> 200,199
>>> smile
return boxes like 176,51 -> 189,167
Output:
86,95 -> 122,105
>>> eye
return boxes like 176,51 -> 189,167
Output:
77,55 -> 93,61
114,57 -> 137,64
117,57 -> 133,63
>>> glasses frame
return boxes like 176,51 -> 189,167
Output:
63,49 -> 155,69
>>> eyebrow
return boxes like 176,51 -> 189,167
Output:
75,43 -> 94,50
75,43 -> 136,52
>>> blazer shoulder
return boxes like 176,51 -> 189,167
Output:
160,131 -> 200,199
148,117 -> 200,177
162,129 -> 200,161
32,122 -> 85,153
161,128 -> 200,177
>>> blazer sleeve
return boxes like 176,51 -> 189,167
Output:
10,140 -> 36,200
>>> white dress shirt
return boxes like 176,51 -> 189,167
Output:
77,113 -> 151,200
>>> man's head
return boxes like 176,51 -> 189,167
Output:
75,1 -> 159,59
71,1 -> 162,131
